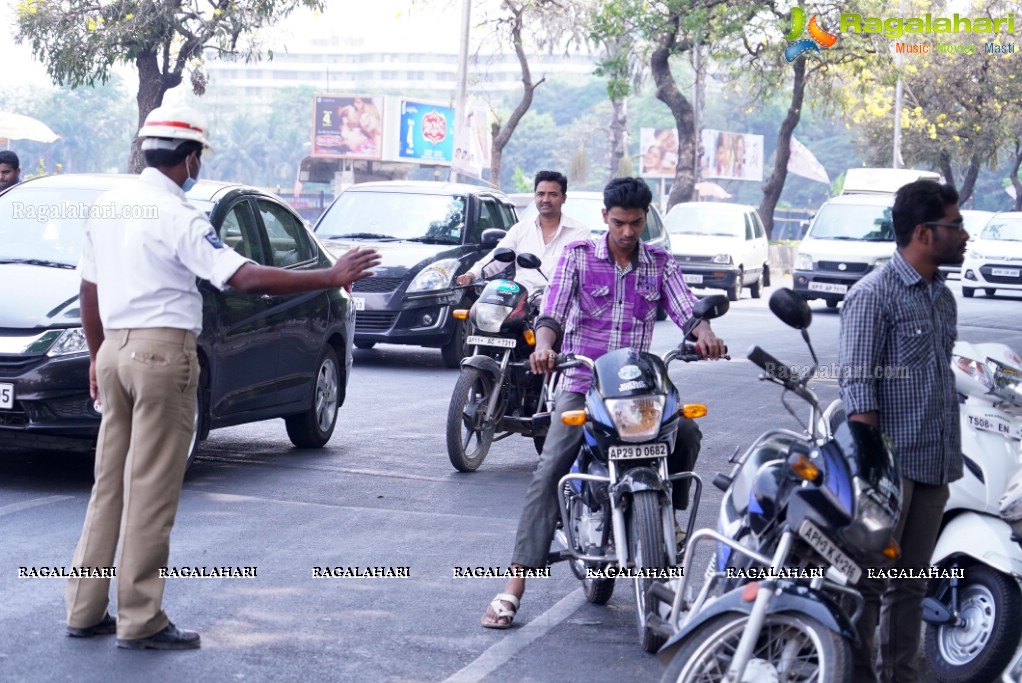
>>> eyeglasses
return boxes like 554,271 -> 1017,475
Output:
924,221 -> 966,233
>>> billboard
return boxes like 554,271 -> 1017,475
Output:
312,94 -> 384,159
639,128 -> 680,178
452,101 -> 492,179
398,100 -> 455,163
699,128 -> 763,181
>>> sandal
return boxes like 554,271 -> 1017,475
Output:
481,592 -> 520,629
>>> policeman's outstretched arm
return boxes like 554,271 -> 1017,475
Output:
228,247 -> 381,295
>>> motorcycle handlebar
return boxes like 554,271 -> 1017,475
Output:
748,345 -> 785,377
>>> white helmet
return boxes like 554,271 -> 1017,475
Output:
138,104 -> 213,152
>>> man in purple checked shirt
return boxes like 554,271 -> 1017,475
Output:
481,177 -> 726,629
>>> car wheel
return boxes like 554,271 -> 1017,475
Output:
749,270 -> 763,299
727,268 -> 743,301
826,299 -> 839,309
762,264 -> 771,288
963,287 -> 975,298
985,288 -> 997,298
185,388 -> 203,473
285,345 -> 340,448
441,316 -> 470,369
354,340 -> 376,350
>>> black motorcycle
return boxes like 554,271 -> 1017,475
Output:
445,249 -> 554,472
551,294 -> 730,653
651,289 -> 903,683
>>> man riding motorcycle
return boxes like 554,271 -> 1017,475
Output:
479,177 -> 726,629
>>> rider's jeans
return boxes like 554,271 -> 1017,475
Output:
852,480 -> 950,683
510,389 -> 701,569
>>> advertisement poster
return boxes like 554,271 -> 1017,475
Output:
398,100 -> 455,163
639,128 -> 680,178
312,94 -> 384,159
699,129 -> 764,181
452,101 -> 492,179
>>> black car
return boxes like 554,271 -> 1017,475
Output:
313,181 -> 518,368
0,173 -> 355,468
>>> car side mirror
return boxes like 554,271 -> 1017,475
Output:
480,228 -> 507,250
769,288 -> 813,330
492,247 -> 515,263
516,253 -> 541,270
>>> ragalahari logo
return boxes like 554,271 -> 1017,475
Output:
784,7 -> 838,62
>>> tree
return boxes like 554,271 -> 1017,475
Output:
474,0 -> 589,187
15,0 -> 324,173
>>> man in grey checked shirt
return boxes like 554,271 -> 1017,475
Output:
838,180 -> 967,683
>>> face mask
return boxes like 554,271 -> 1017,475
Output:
182,154 -> 198,192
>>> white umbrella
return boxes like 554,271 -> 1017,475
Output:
694,181 -> 733,200
0,111 -> 60,147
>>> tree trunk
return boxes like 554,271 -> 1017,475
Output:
651,39 -> 695,211
1011,143 -> 1022,211
488,5 -> 542,187
130,50 -> 169,174
957,152 -> 981,206
609,96 -> 628,179
758,58 -> 806,241
938,151 -> 955,191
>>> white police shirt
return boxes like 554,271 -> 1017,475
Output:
466,213 -> 591,295
78,167 -> 251,336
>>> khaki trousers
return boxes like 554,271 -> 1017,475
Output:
66,328 -> 198,639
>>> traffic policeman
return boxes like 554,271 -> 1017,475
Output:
65,104 -> 380,650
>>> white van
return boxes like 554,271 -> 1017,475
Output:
793,168 -> 940,307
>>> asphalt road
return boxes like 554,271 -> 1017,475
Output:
3,278 -> 1022,683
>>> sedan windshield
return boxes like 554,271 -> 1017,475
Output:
315,191 -> 466,243
981,216 -> 1022,242
0,187 -> 105,266
665,205 -> 745,237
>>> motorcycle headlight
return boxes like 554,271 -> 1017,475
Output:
407,258 -> 460,293
795,253 -> 814,271
843,478 -> 898,554
47,328 -> 89,356
605,395 -> 665,443
711,253 -> 732,265
471,302 -> 512,333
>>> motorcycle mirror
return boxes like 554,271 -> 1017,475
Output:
516,253 -> 542,270
692,294 -> 730,321
492,247 -> 516,263
769,288 -> 813,330
480,228 -> 507,250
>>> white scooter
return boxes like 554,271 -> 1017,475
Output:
921,341 -> 1022,683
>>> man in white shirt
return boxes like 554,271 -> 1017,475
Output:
456,171 -> 590,295
65,104 -> 380,650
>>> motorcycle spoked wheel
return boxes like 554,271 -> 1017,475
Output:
630,490 -> 670,654
660,612 -> 851,683
924,564 -> 1022,683
445,367 -> 501,472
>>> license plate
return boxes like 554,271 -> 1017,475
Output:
352,297 -> 365,311
0,382 -> 12,410
467,335 -> 516,349
968,413 -> 1022,441
798,519 -> 861,584
685,273 -> 704,284
608,443 -> 669,460
808,282 -> 848,295
992,268 -> 1021,278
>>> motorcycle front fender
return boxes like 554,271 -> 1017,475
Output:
656,581 -> 857,664
932,512 -> 1022,578
611,466 -> 666,500
459,354 -> 502,382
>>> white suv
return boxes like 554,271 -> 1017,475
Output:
663,202 -> 770,300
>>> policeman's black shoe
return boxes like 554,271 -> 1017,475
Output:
116,622 -> 200,650
67,612 -> 117,638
